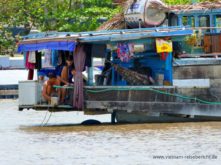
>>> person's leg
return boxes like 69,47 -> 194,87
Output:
42,83 -> 51,103
61,66 -> 68,82
42,78 -> 57,103
60,88 -> 66,104
50,78 -> 62,103
47,84 -> 53,98
60,67 -> 68,104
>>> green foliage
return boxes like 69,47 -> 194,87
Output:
0,25 -> 15,55
0,0 -> 216,54
0,0 -> 120,54
0,0 -> 120,32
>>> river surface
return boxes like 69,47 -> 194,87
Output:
0,100 -> 221,165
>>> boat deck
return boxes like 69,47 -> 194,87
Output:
19,104 -> 110,115
18,85 -> 221,120
19,104 -> 76,112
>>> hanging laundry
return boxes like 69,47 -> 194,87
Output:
28,51 -> 36,63
52,50 -> 59,67
57,50 -> 65,66
25,52 -> 35,69
42,49 -> 53,68
160,52 -> 168,61
117,43 -> 134,62
35,51 -> 42,70
23,52 -> 26,67
28,69 -> 34,80
156,38 -> 172,61
156,38 -> 172,53
84,44 -> 92,67
128,43 -> 135,56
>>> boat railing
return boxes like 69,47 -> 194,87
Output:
171,26 -> 221,57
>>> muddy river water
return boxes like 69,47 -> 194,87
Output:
0,100 -> 221,165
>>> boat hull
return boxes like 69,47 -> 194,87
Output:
115,111 -> 221,123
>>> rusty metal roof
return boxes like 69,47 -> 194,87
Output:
169,1 -> 221,12
98,1 -> 221,30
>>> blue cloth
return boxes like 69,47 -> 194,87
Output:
38,68 -> 55,77
52,50 -> 58,67
38,71 -> 46,76
55,65 -> 64,77
18,41 -> 76,53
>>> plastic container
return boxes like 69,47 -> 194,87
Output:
51,97 -> 59,106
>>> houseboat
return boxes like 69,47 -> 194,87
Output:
18,1 -> 221,123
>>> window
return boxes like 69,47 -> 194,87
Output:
199,16 -> 210,32
199,16 -> 210,27
215,15 -> 221,33
182,16 -> 188,26
182,16 -> 195,27
188,16 -> 195,27
168,14 -> 178,26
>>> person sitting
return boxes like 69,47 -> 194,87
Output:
59,55 -> 76,103
54,53 -> 65,84
58,55 -> 75,85
42,72 -> 60,103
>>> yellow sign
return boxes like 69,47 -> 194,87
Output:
156,38 -> 173,53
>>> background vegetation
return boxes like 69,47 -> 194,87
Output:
0,0 -> 120,32
0,0 -> 216,55
0,0 -> 122,55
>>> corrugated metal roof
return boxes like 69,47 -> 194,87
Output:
20,26 -> 192,44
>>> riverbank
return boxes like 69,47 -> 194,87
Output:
0,69 -> 37,85
0,56 -> 24,69
0,84 -> 18,99
0,69 -> 37,99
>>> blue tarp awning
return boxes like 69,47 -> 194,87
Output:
17,40 -> 76,52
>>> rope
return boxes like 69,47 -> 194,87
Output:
86,87 -> 221,105
40,111 -> 48,126
43,112 -> 53,126
40,105 -> 53,126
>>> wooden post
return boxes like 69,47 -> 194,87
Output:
194,15 -> 199,27
86,45 -> 94,86
209,14 -> 214,33
88,58 -> 93,86
178,15 -> 183,26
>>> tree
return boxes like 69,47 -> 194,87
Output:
0,0 -> 120,32
0,0 -> 120,54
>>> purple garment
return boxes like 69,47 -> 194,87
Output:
117,43 -> 134,62
73,45 -> 86,109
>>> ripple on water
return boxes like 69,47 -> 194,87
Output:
0,100 -> 221,165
